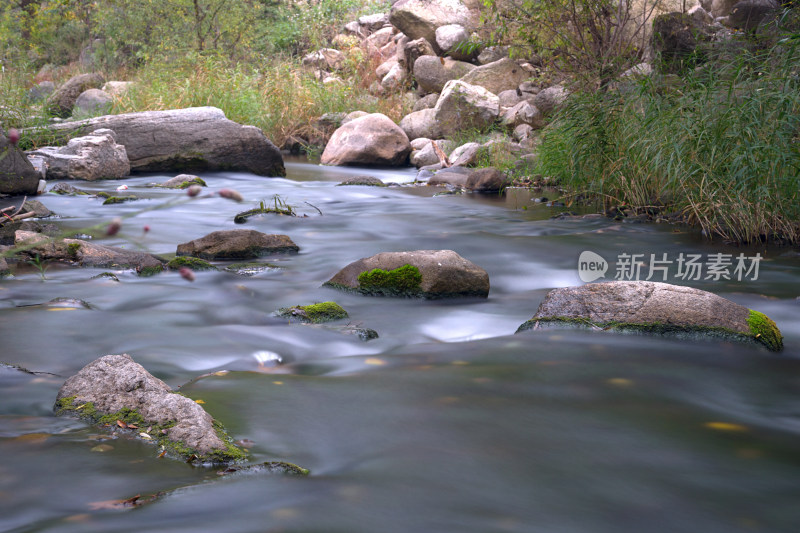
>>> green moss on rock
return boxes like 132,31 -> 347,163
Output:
277,301 -> 348,323
167,256 -> 217,271
54,395 -> 247,464
356,264 -> 422,296
136,264 -> 164,277
102,195 -> 138,205
178,178 -> 207,188
747,309 -> 783,352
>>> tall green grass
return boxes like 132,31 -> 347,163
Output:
537,38 -> 800,243
113,52 -> 410,151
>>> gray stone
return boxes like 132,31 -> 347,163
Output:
399,108 -> 442,141
73,89 -> 113,117
533,85 -> 569,116
389,0 -> 478,51
321,113 -> 410,166
517,281 -> 783,351
157,174 -> 205,189
498,89 -> 522,108
711,0 -> 739,16
410,137 -> 432,150
15,232 -> 166,272
359,12 -> 390,33
513,123 -> 534,142
381,62 -> 407,91
434,80 -> 500,136
413,55 -> 475,94
466,167 -> 507,192
403,38 -> 436,72
688,5 -> 714,24
47,73 -> 105,118
460,58 -> 529,96
325,249 -> 489,298
337,176 -> 386,187
177,229 -> 299,260
477,45 -> 509,65
449,142 -> 482,167
55,354 -> 245,462
410,139 -> 455,168
27,81 -> 55,102
28,130 -> 129,180
501,101 -> 544,129
0,129 -> 41,196
412,93 -> 439,111
366,27 -> 395,50
40,107 -> 285,177
428,166 -> 475,187
435,24 -> 476,61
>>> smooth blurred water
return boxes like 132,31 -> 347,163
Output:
1,161 -> 798,532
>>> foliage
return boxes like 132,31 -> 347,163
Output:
483,0 -> 669,86
536,32 -> 800,244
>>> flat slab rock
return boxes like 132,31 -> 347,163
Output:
325,249 -> 489,298
177,229 -> 299,260
55,354 -> 245,463
517,281 -> 783,351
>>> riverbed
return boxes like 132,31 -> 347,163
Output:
1,160 -> 798,532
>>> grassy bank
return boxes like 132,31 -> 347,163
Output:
536,34 -> 800,244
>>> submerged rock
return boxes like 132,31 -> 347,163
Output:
325,249 -> 489,298
14,232 -> 166,274
176,229 -> 299,260
155,174 -> 207,189
517,281 -> 783,351
55,354 -> 247,463
337,176 -> 386,187
276,301 -> 349,323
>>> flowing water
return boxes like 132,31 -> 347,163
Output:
1,159 -> 799,532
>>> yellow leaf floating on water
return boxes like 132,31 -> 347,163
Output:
272,381 -> 283,385
195,399 -> 205,404
606,378 -> 633,387
13,433 -> 49,444
704,421 -> 748,432
139,432 -> 152,440
365,358 -> 386,366
91,444 -> 114,453
452,360 -> 469,366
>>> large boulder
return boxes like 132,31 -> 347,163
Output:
413,55 -> 475,94
460,58 -> 529,96
46,73 -> 105,118
501,101 -> 545,129
434,80 -> 500,137
465,167 -> 507,192
73,89 -> 113,117
428,165 -> 475,186
435,24 -> 476,61
177,229 -> 299,260
41,107 -> 285,176
517,281 -> 783,352
399,108 -> 443,141
28,129 -> 129,180
321,113 -> 410,166
403,38 -> 436,72
533,85 -> 569,116
389,0 -> 478,51
727,0 -> 779,31
1,129 -> 41,195
14,232 -> 166,274
410,139 -> 455,167
324,249 -> 489,298
55,354 -> 246,463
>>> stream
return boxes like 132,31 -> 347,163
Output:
1,159 -> 799,532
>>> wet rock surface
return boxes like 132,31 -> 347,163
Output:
518,281 -> 783,351
176,229 -> 299,260
325,249 -> 489,298
55,354 -> 246,463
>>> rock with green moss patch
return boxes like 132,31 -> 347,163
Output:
324,249 -> 489,298
167,256 -> 217,271
336,176 -> 386,187
276,301 -> 349,323
156,174 -> 207,189
102,194 -> 138,205
55,354 -> 247,464
517,281 -> 783,351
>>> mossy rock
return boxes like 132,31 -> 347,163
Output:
136,264 -> 164,277
167,256 -> 218,271
324,250 -> 490,299
276,301 -> 349,323
102,195 -> 138,205
518,282 -> 783,352
357,265 -> 423,297
336,176 -> 387,187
